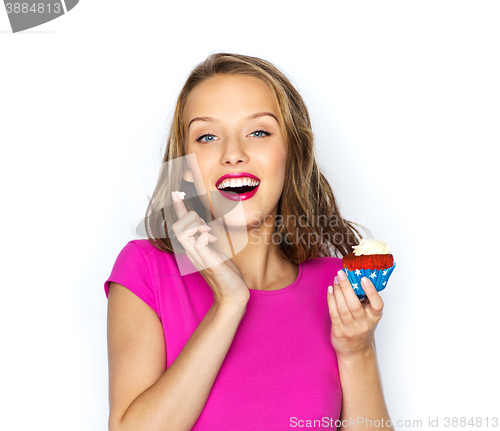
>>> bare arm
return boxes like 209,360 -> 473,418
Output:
327,271 -> 394,431
108,194 -> 252,430
107,282 -> 247,431
337,339 -> 394,431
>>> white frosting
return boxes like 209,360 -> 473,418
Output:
174,192 -> 186,200
352,238 -> 391,256
173,191 -> 186,200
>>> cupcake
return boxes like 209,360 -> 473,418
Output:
342,239 -> 396,301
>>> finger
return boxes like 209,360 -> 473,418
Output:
183,231 -> 218,271
184,219 -> 206,236
361,277 -> 384,315
193,230 -> 224,270
181,226 -> 216,269
360,296 -> 371,310
337,270 -> 365,322
172,191 -> 188,219
327,284 -> 344,332
333,277 -> 355,327
172,210 -> 205,236
176,219 -> 204,250
175,219 -> 207,267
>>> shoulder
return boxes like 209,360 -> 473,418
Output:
126,238 -> 164,254
111,239 -> 180,277
301,256 -> 343,283
124,239 -> 187,279
105,240 -> 168,309
124,239 -> 176,262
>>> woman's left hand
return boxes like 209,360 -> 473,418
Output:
327,270 -> 384,359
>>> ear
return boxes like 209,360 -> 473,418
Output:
182,168 -> 195,183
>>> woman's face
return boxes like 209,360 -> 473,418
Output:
183,74 -> 287,227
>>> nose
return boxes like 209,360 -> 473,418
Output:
220,135 -> 249,165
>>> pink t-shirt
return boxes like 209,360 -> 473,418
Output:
104,239 -> 343,430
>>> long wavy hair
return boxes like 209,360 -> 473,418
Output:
144,52 -> 366,262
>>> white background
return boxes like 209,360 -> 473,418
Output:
1,1 -> 499,430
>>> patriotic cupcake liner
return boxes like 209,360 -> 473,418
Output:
342,262 -> 396,301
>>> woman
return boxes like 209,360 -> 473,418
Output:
105,52 -> 394,431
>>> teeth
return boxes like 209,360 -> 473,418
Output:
217,177 -> 260,190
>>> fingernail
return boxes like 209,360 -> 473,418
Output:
171,191 -> 181,203
334,276 -> 339,285
328,285 -> 333,295
337,270 -> 347,281
361,277 -> 370,286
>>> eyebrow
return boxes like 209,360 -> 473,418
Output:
187,112 -> 280,130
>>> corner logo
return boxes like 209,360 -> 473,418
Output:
3,1 -> 79,33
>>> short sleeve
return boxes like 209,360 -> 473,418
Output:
104,241 -> 159,315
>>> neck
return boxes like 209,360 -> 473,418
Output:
205,210 -> 295,291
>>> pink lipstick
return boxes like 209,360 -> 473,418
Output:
216,172 -> 261,201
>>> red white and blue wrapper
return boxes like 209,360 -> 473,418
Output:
342,262 -> 396,301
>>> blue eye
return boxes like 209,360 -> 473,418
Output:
250,130 -> 271,138
196,130 -> 270,143
197,134 -> 219,143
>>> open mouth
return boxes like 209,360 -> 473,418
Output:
216,175 -> 261,201
216,179 -> 261,201
218,184 -> 259,195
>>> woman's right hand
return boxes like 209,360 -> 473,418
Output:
171,192 -> 250,307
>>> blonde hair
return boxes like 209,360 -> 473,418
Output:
144,52 -> 365,262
